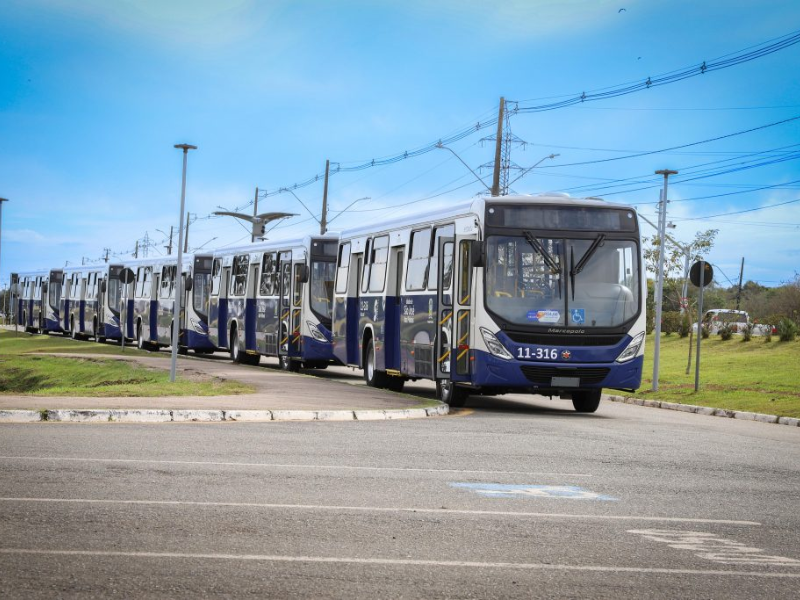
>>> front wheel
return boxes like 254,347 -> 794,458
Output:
70,317 -> 79,340
436,379 -> 469,407
137,323 -> 146,350
572,390 -> 602,413
280,354 -> 300,372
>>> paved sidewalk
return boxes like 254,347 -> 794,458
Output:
0,352 -> 447,422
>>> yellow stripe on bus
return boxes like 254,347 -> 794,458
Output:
438,350 -> 451,362
439,312 -> 452,325
457,348 -> 469,360
458,311 -> 470,322
459,295 -> 470,305
459,333 -> 469,344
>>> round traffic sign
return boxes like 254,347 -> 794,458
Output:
690,261 -> 713,288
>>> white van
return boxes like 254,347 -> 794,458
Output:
702,309 -> 749,334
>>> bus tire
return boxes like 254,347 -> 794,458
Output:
137,322 -> 146,350
94,318 -> 106,343
230,326 -> 244,363
364,338 -> 388,388
280,354 -> 300,372
436,379 -> 469,407
572,390 -> 602,413
70,317 -> 78,340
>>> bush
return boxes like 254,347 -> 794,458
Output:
777,318 -> 798,342
742,322 -> 754,342
661,311 -> 682,336
679,313 -> 691,338
719,323 -> 733,340
701,324 -> 710,339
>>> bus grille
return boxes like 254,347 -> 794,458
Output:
519,366 -> 610,386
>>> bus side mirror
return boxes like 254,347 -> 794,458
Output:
297,265 -> 310,284
184,275 -> 193,292
469,241 -> 485,268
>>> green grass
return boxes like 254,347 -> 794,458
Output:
0,329 -> 254,397
624,333 -> 800,418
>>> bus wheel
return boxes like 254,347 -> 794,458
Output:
70,318 -> 79,340
136,323 -> 146,350
230,327 -> 244,363
280,354 -> 300,372
436,379 -> 469,407
364,338 -> 388,388
94,319 -> 106,344
572,390 -> 602,413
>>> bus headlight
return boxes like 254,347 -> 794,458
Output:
616,332 -> 645,363
307,321 -> 329,343
480,327 -> 513,360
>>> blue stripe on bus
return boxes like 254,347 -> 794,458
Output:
384,295 -> 401,371
345,296 -> 359,365
245,298 -> 257,351
149,300 -> 158,341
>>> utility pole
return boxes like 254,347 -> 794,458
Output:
166,226 -> 174,255
171,143 -> 197,383
652,169 -> 678,392
735,257 -> 745,310
320,160 -> 330,235
251,188 -> 259,243
103,248 -> 110,263
491,97 -> 505,197
134,240 -> 139,259
183,212 -> 191,253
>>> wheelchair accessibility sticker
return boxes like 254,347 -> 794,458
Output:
450,483 -> 617,501
570,309 -> 586,325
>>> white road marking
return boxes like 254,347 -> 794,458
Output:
0,455 -> 593,478
0,497 -> 760,525
0,548 -> 797,578
630,529 -> 800,567
451,483 -> 617,501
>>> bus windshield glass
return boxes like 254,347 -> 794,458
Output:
486,235 -> 639,328
310,260 -> 336,323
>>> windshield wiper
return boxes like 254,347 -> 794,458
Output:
522,231 -> 560,274
570,234 -> 606,300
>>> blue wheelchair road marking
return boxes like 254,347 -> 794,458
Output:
451,483 -> 617,501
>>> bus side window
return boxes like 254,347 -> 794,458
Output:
406,229 -> 432,291
260,253 -> 274,296
428,224 -> 455,291
368,236 -> 389,293
160,266 -> 171,299
335,243 -> 351,294
458,241 -> 473,305
231,255 -> 249,297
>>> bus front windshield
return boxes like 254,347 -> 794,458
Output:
310,260 -> 336,323
486,235 -> 639,328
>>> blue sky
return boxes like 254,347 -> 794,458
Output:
1,0 -> 799,290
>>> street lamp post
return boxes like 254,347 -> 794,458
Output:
652,169 -> 678,392
170,144 -> 197,383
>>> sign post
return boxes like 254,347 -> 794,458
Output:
690,260 -> 713,392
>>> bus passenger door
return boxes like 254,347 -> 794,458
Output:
452,236 -> 476,383
277,251 -> 293,360
435,237 -> 455,381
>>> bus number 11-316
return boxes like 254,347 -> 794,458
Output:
517,347 -> 558,360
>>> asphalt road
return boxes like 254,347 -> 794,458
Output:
1,384 -> 799,599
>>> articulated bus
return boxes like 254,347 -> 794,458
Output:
124,254 -> 215,354
207,235 -> 338,369
332,193 -> 645,412
56,264 -> 125,341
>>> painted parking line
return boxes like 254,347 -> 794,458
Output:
451,483 -> 617,501
0,548 -> 797,578
0,497 -> 760,525
0,455 -> 593,478
630,529 -> 800,567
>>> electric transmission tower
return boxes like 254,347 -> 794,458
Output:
481,98 -> 527,196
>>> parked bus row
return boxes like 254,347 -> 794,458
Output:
9,194 -> 646,412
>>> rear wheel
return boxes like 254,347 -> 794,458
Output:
70,317 -> 79,340
230,326 -> 244,363
572,390 -> 602,413
436,379 -> 469,407
363,338 -> 389,388
136,322 -> 146,350
385,377 -> 405,393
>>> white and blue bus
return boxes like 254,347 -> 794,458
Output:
332,193 -> 645,412
56,264 -> 125,341
207,235 -> 338,369
12,270 -> 52,333
124,254 -> 215,353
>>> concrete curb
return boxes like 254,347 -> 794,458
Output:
0,404 -> 449,424
606,395 -> 798,427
